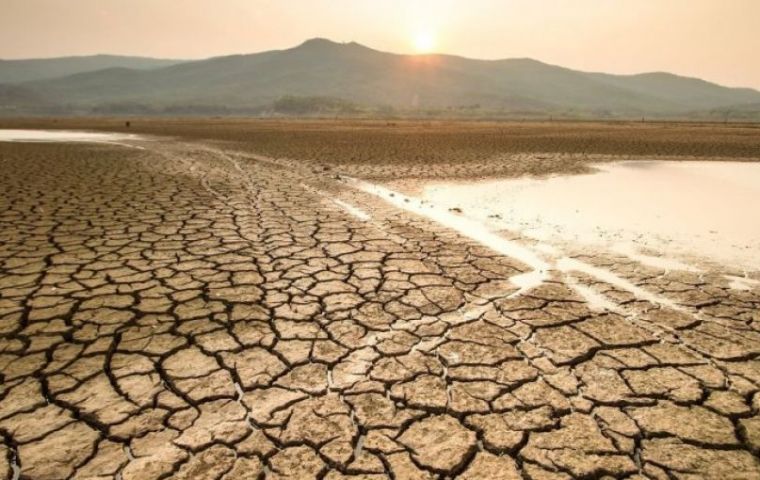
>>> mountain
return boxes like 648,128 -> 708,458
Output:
0,55 -> 184,84
2,38 -> 759,118
0,84 -> 52,108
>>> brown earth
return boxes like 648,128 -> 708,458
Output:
0,119 -> 759,479
2,117 -> 760,180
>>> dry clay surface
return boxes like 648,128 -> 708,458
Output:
3,119 -> 760,182
1,138 -> 760,480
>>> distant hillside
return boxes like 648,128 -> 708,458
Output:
0,84 -> 52,109
0,55 -> 184,84
2,39 -> 759,119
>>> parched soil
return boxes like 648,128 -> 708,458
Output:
0,121 -> 759,479
2,117 -> 760,180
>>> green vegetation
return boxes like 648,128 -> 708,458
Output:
273,96 -> 359,114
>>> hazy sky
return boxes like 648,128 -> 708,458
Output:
2,0 -> 759,89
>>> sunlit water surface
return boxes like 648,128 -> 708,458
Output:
0,129 -> 140,144
420,161 -> 760,271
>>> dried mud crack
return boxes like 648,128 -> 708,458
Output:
0,136 -> 759,480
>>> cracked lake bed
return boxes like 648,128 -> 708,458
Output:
1,120 -> 759,479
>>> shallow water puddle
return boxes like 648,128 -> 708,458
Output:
350,178 -> 552,296
351,179 -> 550,271
0,129 -> 142,146
563,275 -> 621,312
350,160 -> 760,308
556,256 -> 681,310
421,161 -> 760,271
331,199 -> 371,221
725,275 -> 760,291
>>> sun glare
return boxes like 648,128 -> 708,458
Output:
413,31 -> 436,54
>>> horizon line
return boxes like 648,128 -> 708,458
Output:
1,37 -> 758,92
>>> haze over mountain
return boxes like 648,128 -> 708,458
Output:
0,55 -> 182,84
2,39 -> 759,118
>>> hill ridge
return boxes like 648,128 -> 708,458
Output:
2,38 -> 759,118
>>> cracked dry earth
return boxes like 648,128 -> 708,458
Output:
1,138 -> 759,480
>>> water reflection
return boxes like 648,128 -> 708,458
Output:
0,129 -> 140,144
420,161 -> 760,271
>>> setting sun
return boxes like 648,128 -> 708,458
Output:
2,2 -> 760,478
413,30 -> 436,53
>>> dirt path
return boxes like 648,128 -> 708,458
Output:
1,137 -> 759,479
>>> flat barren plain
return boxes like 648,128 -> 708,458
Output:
1,118 -> 759,480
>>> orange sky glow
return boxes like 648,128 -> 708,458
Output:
2,0 -> 759,89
